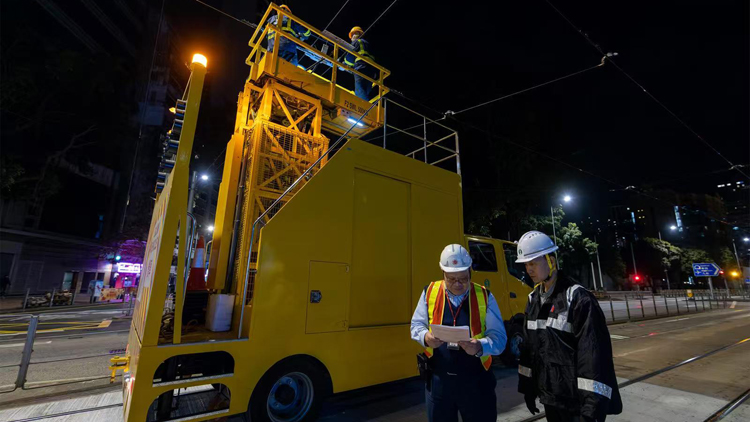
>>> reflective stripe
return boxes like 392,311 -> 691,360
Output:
545,314 -> 573,333
518,365 -> 532,377
566,284 -> 583,305
527,319 -> 547,330
425,281 -> 491,370
577,377 -> 613,399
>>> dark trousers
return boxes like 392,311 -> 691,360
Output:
425,370 -> 496,422
544,405 -> 607,422
353,63 -> 378,101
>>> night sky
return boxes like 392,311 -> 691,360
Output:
175,0 -> 748,225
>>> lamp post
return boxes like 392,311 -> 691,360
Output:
550,194 -> 572,267
187,172 -> 210,214
658,230 -> 671,290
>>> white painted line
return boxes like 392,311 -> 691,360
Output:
730,301 -> 737,309
610,334 -> 630,339
0,340 -> 51,348
666,317 -> 690,323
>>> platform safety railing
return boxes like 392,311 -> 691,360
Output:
246,3 -> 391,105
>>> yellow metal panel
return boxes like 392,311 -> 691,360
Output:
207,133 -> 244,290
410,185 -> 464,305
306,261 -> 350,334
248,140 -> 463,394
349,169 -> 411,328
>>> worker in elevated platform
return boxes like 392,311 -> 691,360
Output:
411,244 -> 507,422
345,26 -> 378,101
516,231 -> 622,422
266,5 -> 311,67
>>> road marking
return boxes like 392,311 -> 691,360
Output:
730,301 -> 737,309
666,317 -> 690,323
610,334 -> 630,339
0,340 -> 51,348
98,319 -> 112,328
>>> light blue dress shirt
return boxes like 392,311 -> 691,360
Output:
410,284 -> 507,357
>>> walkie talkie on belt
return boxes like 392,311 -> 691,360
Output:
416,353 -> 433,391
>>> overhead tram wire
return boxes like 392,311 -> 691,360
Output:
185,0 -> 734,226
190,0 -> 256,28
361,0 -> 400,37
451,58 -> 607,115
544,0 -> 749,180
383,89 -> 737,226
323,0 -> 351,32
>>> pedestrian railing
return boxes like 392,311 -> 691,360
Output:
598,289 -> 734,324
0,310 -> 129,394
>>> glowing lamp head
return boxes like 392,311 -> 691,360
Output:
634,275 -> 640,281
563,195 -> 572,203
731,271 -> 739,277
192,53 -> 207,68
207,225 -> 214,232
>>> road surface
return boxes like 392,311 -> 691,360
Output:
1,301 -> 748,421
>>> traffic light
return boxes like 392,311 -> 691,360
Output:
633,274 -> 640,282
115,255 -> 122,261
719,270 -> 725,276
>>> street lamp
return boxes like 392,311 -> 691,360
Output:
551,194 -> 573,267
670,225 -> 677,231
200,174 -> 209,181
744,237 -> 750,242
207,225 -> 214,232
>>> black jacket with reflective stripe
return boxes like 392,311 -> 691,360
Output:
517,274 -> 622,419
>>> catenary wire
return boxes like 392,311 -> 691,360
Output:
452,59 -> 606,115
361,0 -> 400,37
190,0 -> 256,28
544,0 -> 749,180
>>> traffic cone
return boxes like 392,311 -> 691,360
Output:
186,236 -> 208,291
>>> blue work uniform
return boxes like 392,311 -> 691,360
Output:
266,13 -> 310,67
344,38 -> 378,100
411,284 -> 507,422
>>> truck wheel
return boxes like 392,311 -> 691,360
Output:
248,357 -> 330,422
500,318 -> 524,366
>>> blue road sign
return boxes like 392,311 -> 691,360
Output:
692,263 -> 720,277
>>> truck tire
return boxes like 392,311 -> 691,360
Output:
500,316 -> 525,366
248,357 -> 331,422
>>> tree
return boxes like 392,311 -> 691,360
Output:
718,247 -> 737,272
679,248 -> 713,276
644,238 -> 682,272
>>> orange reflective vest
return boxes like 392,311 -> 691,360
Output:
424,280 -> 492,371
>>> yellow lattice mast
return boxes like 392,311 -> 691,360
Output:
207,3 -> 390,327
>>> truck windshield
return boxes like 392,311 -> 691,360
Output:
468,241 -> 498,272
502,243 -> 533,287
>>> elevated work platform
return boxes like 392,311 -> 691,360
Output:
245,3 -> 390,137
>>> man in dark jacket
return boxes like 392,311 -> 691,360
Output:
515,231 -> 622,422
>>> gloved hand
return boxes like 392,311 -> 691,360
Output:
524,394 -> 539,415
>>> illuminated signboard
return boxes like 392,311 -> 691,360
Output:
117,262 -> 142,274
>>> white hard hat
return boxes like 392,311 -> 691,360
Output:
439,244 -> 473,273
515,231 -> 558,263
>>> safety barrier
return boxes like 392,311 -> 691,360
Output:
0,309 -> 130,394
597,289 -> 733,324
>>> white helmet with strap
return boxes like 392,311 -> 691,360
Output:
439,244 -> 473,273
515,231 -> 558,263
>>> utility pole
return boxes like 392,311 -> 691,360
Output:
630,241 -> 638,276
187,170 -> 198,215
550,206 -> 559,266
732,239 -> 742,290
658,231 -> 671,290
591,261 -> 597,290
594,236 -> 604,290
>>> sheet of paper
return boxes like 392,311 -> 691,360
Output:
430,324 -> 471,343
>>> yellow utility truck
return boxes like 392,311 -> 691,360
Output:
112,4 -> 532,421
